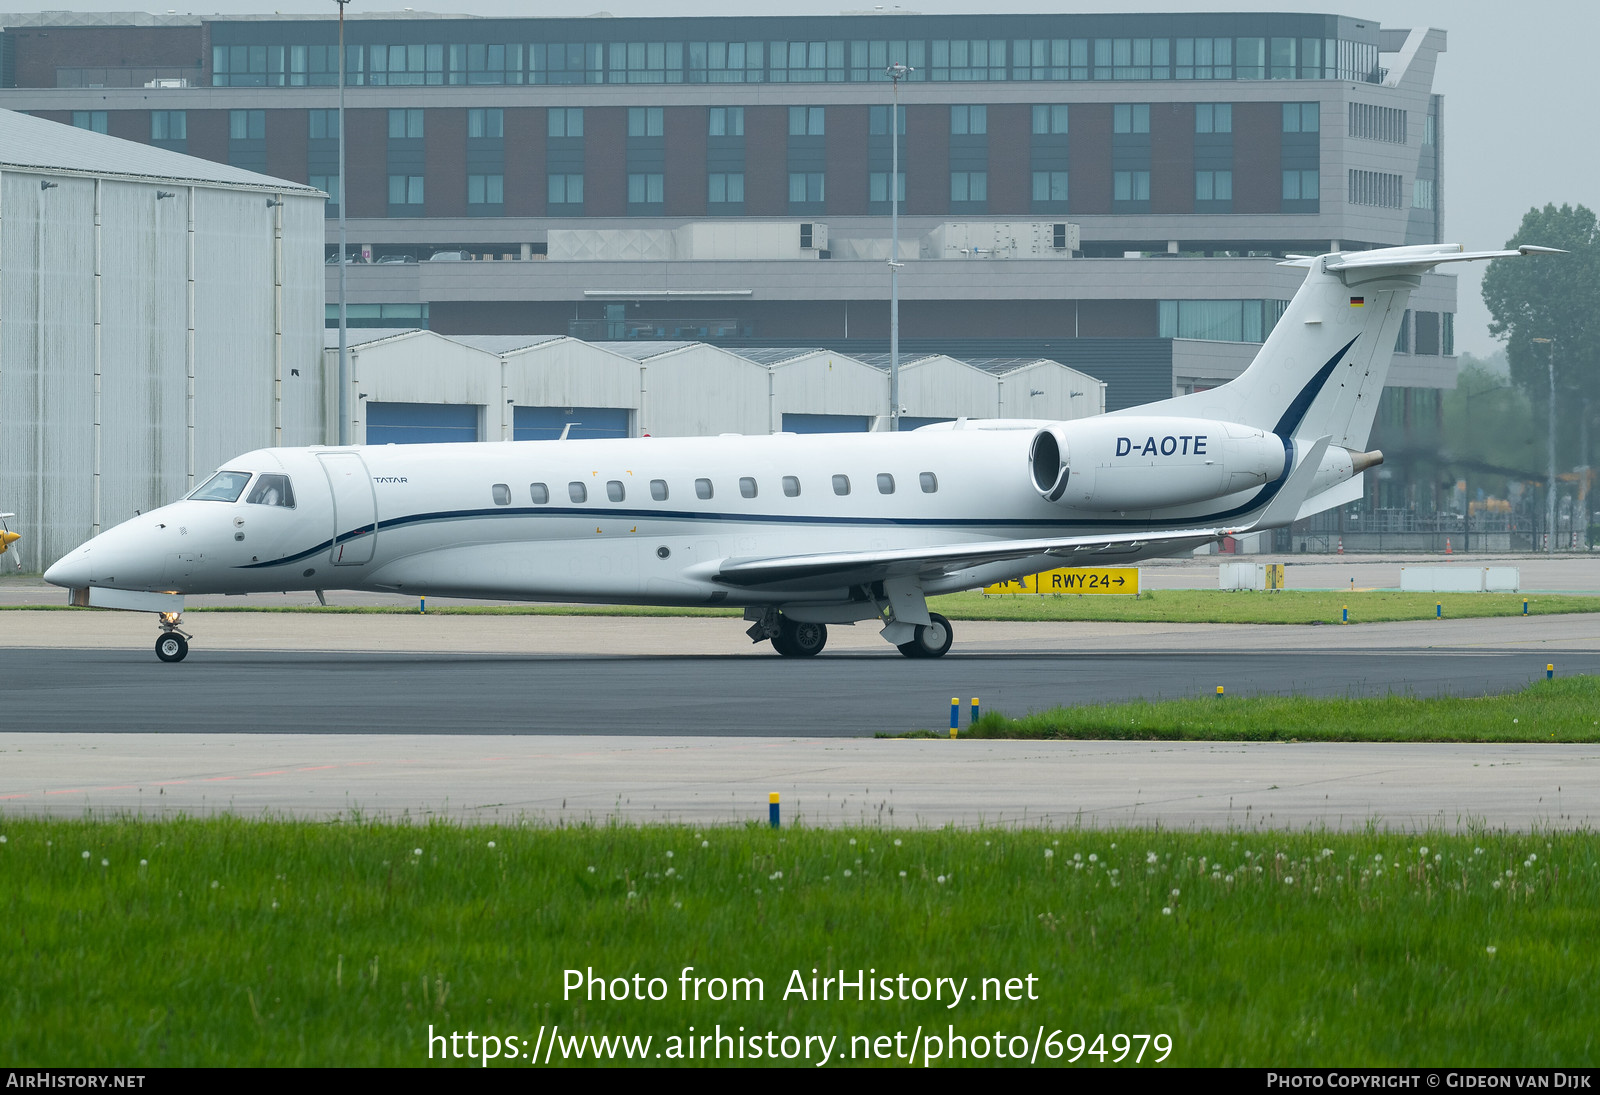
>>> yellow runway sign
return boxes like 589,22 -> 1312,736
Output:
984,567 -> 1140,596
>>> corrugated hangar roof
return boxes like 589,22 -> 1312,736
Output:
0,109 -> 324,193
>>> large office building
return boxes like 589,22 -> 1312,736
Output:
0,9 -> 1455,515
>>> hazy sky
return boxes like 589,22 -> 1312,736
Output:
30,0 -> 1598,356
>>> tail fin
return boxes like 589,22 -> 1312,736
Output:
1136,243 -> 1562,448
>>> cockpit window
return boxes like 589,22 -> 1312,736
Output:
246,473 -> 296,508
190,470 -> 252,503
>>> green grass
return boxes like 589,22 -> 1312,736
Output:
6,588 -> 1598,624
896,676 -> 1600,744
2,818 -> 1596,1066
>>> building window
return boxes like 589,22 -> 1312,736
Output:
229,109 -> 266,140
548,107 -> 583,137
1113,103 -> 1149,134
309,109 -> 339,139
628,173 -> 664,204
788,172 -> 824,203
1195,103 -> 1232,133
1158,299 -> 1286,343
950,104 -> 986,134
1424,113 -> 1437,146
1113,170 -> 1150,202
708,173 -> 745,203
1282,169 -> 1319,200
1195,170 -> 1232,201
869,172 -> 905,203
788,106 -> 825,135
1282,103 -> 1319,133
548,174 -> 584,204
628,107 -> 664,137
388,108 -> 423,139
709,106 -> 744,136
388,175 -> 423,204
1348,169 -> 1402,208
868,105 -> 906,135
310,173 -> 341,211
150,110 -> 186,141
1413,178 -> 1435,210
72,111 -> 108,134
1349,102 -> 1405,143
1032,171 -> 1069,203
950,171 -> 987,202
468,108 -> 504,138
468,174 -> 504,204
1175,37 -> 1233,80
1031,104 -> 1069,134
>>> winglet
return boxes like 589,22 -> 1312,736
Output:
1240,435 -> 1331,533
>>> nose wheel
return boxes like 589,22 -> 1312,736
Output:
155,612 -> 191,663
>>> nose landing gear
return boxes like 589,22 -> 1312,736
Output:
155,611 -> 191,662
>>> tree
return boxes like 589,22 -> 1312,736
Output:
1481,203 -> 1600,470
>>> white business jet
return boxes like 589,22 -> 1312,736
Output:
46,242 -> 1557,662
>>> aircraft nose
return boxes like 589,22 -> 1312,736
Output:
44,548 -> 91,589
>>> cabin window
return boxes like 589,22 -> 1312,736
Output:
607,480 -> 625,502
695,478 -> 714,500
920,471 -> 939,493
782,475 -> 801,497
832,474 -> 851,496
246,473 -> 295,508
491,483 -> 511,505
650,479 -> 668,501
569,481 -> 587,503
190,470 -> 251,503
739,476 -> 758,499
530,482 -> 549,504
877,473 -> 895,495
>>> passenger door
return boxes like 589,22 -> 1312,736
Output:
317,452 -> 378,565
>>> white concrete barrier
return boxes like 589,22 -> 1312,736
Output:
1399,567 -> 1520,592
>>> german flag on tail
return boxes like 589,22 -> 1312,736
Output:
1349,296 -> 1365,307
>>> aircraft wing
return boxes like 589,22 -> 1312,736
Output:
712,526 -> 1230,591
714,435 -> 1333,592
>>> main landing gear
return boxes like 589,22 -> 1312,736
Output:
896,612 -> 953,659
154,611 -> 191,662
747,608 -> 829,657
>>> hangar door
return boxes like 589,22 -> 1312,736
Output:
514,406 -> 630,440
781,413 -> 871,434
366,402 -> 479,444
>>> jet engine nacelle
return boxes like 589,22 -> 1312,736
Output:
1029,416 -> 1287,510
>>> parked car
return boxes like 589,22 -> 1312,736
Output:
427,249 -> 472,261
325,252 -> 366,264
375,254 -> 418,264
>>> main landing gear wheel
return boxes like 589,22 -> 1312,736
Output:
772,617 -> 827,657
155,633 -> 189,663
897,612 -> 953,659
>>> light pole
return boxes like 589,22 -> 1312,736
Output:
1533,337 -> 1557,553
886,61 -> 910,431
335,0 -> 351,445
